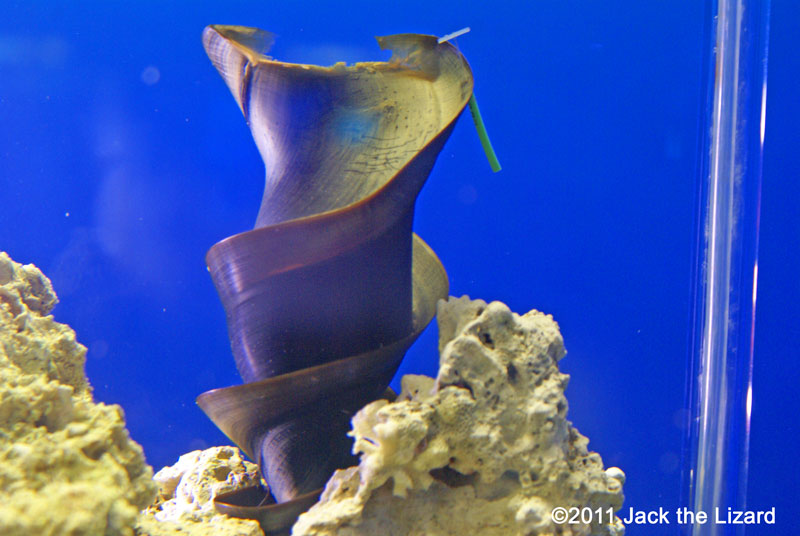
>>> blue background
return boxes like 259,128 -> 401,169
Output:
1,2 -> 796,534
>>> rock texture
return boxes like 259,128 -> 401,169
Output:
292,296 -> 625,536
136,446 -> 263,536
0,250 -> 625,536
0,251 -> 156,536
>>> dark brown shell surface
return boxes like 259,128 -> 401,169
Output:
197,24 -> 473,533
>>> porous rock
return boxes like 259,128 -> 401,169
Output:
292,296 -> 626,536
136,446 -> 263,536
0,251 -> 157,536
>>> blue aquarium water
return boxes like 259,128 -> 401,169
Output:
1,1 -> 798,534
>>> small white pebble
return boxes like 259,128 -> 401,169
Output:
605,466 -> 626,484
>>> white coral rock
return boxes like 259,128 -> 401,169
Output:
0,252 -> 156,536
136,446 -> 263,536
292,296 -> 625,536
